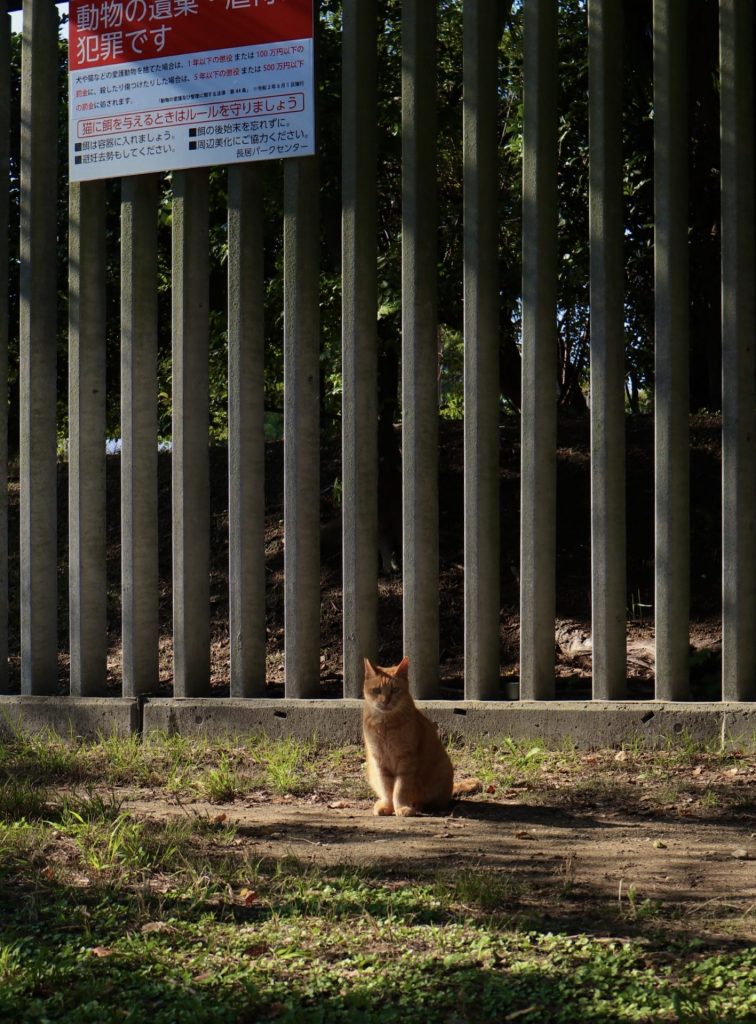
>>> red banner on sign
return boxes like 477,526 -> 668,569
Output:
70,0 -> 313,70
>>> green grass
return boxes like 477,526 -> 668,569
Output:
0,730 -> 753,1022
260,735 -> 319,795
0,855 -> 753,1024
198,752 -> 244,803
0,780 -> 49,821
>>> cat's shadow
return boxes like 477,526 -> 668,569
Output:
443,799 -> 615,830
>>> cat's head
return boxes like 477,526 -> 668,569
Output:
363,656 -> 411,713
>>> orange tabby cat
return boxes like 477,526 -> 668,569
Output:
362,656 -> 481,816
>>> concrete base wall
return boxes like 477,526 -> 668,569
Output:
141,698 -> 756,751
0,697 -> 139,740
0,696 -> 753,750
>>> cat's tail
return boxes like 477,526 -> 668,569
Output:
452,778 -> 483,798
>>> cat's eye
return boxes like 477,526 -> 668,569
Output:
371,687 -> 381,696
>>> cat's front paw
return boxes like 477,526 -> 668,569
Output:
395,805 -> 418,817
373,800 -> 394,816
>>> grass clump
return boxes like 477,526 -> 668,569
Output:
257,735 -> 318,795
0,781 -> 49,822
197,752 -> 244,803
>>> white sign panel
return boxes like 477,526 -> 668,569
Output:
69,0 -> 315,181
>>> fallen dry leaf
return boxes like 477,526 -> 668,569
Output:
212,813 -> 227,825
90,947 -> 113,958
486,784 -> 496,794
515,829 -> 536,840
328,801 -> 348,809
239,887 -> 258,906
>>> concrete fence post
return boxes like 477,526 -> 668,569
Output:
401,0 -> 439,698
0,10 -> 9,691
520,0 -> 558,701
588,0 -> 627,700
19,0 -> 59,695
342,0 -> 378,698
172,169 -> 211,698
121,174 -> 160,698
463,0 -> 501,699
653,0 -> 690,700
69,180 -> 107,696
719,0 -> 756,702
228,165 -> 267,698
284,154 -> 321,698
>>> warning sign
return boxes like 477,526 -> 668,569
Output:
68,0 -> 315,181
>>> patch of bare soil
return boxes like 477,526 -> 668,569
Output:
119,751 -> 755,939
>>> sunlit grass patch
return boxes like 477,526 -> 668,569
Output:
0,869 -> 753,1024
257,735 -> 319,795
1,726 -> 752,820
50,806 -> 193,878
197,752 -> 245,803
459,736 -> 556,790
0,724 -> 83,786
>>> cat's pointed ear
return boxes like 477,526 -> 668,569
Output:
394,656 -> 410,679
363,658 -> 377,679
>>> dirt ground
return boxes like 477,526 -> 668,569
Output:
121,748 -> 756,940
130,796 -> 755,901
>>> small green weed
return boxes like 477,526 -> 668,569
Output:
628,588 -> 652,621
96,732 -> 155,787
464,736 -> 549,789
660,729 -> 720,764
58,788 -> 125,823
0,820 -> 42,870
618,882 -> 664,922
261,736 -> 318,795
0,942 -> 23,985
0,725 -> 81,785
55,809 -> 148,873
444,868 -> 524,912
198,753 -> 243,803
